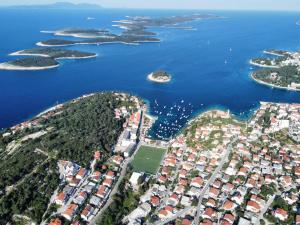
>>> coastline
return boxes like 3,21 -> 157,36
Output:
147,73 -> 171,83
36,40 -> 160,47
10,51 -> 49,57
36,41 -> 76,47
1,53 -> 97,71
249,60 -> 279,68
262,50 -> 285,57
250,72 -> 300,92
0,62 -> 59,71
10,51 -> 97,59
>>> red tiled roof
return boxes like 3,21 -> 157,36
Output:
49,218 -> 62,225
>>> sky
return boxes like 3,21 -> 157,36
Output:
1,0 -> 300,11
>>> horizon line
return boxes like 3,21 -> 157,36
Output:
0,5 -> 300,12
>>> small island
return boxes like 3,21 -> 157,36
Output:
147,71 -> 172,83
0,48 -> 97,70
250,49 -> 300,91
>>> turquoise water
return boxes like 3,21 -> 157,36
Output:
0,9 -> 300,138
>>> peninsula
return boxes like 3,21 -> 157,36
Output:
0,48 -> 96,70
0,92 -> 145,224
250,49 -> 300,91
147,70 -> 172,83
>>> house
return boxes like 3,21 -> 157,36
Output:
187,187 -> 201,197
90,195 -> 102,206
158,175 -> 167,183
223,213 -> 235,223
106,171 -> 115,179
81,204 -> 94,221
76,168 -> 87,180
49,218 -> 62,225
69,178 -> 80,187
179,169 -> 188,179
280,175 -> 292,187
200,219 -> 213,225
206,198 -> 216,208
103,178 -> 113,187
150,196 -> 160,207
129,172 -> 143,190
158,210 -> 168,219
182,219 -> 192,225
208,187 -> 220,199
158,206 -> 173,219
94,151 -> 101,160
55,192 -> 68,205
167,193 -> 180,206
62,204 -> 78,221
74,191 -> 88,205
296,215 -> 300,225
223,200 -> 237,211
274,208 -> 288,221
161,167 -> 170,176
96,185 -> 109,199
202,208 -> 217,220
237,167 -> 248,177
91,171 -> 101,182
174,185 -> 185,195
191,177 -> 203,188
112,155 -> 124,165
212,180 -> 222,189
222,183 -> 234,194
246,201 -> 260,213
237,217 -> 251,225
181,196 -> 191,207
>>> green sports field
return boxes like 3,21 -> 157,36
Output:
131,145 -> 166,174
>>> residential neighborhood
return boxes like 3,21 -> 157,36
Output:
118,103 -> 300,225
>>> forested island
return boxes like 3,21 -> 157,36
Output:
250,49 -> 300,91
38,14 -> 218,47
0,48 -> 96,70
37,35 -> 160,47
147,70 -> 172,83
0,92 -> 139,224
43,28 -> 113,39
11,48 -> 97,59
0,14 -> 219,71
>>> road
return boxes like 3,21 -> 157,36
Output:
90,108 -> 147,224
194,137 -> 236,225
153,138 -> 236,225
154,137 -> 236,225
90,157 -> 131,224
147,145 -> 185,225
254,193 -> 277,225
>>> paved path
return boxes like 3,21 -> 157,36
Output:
194,137 -> 236,225
90,109 -> 147,224
254,193 -> 277,225
154,138 -> 236,225
90,158 -> 131,224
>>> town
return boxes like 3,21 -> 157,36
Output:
45,101 -> 300,225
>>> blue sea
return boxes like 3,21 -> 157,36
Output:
0,8 -> 300,138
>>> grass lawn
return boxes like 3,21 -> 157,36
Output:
131,145 -> 166,174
